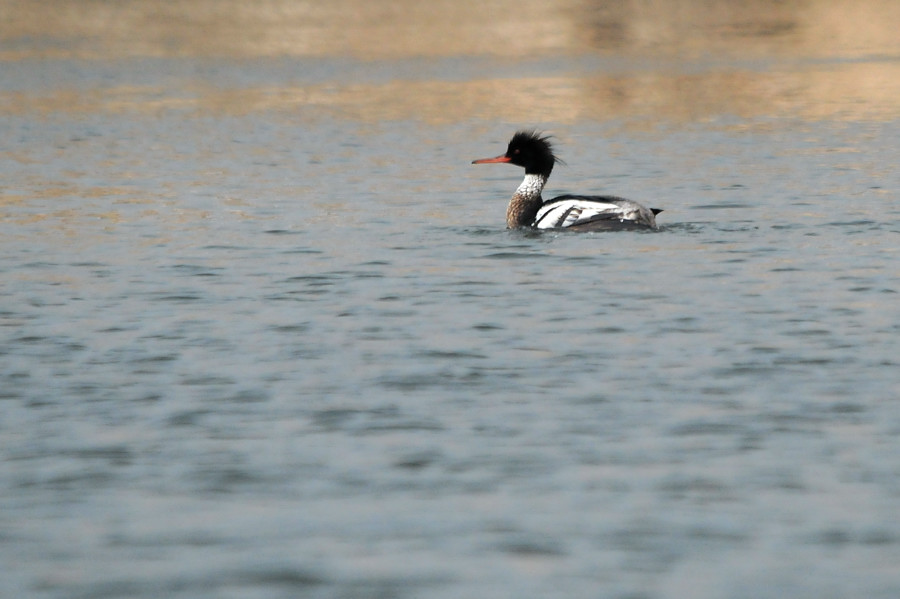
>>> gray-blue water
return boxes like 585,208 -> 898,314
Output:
3,3 -> 900,598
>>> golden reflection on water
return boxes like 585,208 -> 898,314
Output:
4,66 -> 900,125
1,0 -> 900,123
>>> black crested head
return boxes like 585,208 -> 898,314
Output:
471,129 -> 562,178
505,130 -> 560,177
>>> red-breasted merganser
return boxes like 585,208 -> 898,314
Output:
472,131 -> 661,230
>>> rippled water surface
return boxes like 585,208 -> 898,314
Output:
2,2 -> 900,598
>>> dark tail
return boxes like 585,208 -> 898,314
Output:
651,208 -> 663,216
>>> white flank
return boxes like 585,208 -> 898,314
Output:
534,200 -> 622,229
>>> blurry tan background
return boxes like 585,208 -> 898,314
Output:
2,0 -> 900,122
4,0 -> 900,60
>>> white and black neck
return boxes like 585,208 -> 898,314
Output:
507,173 -> 547,228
